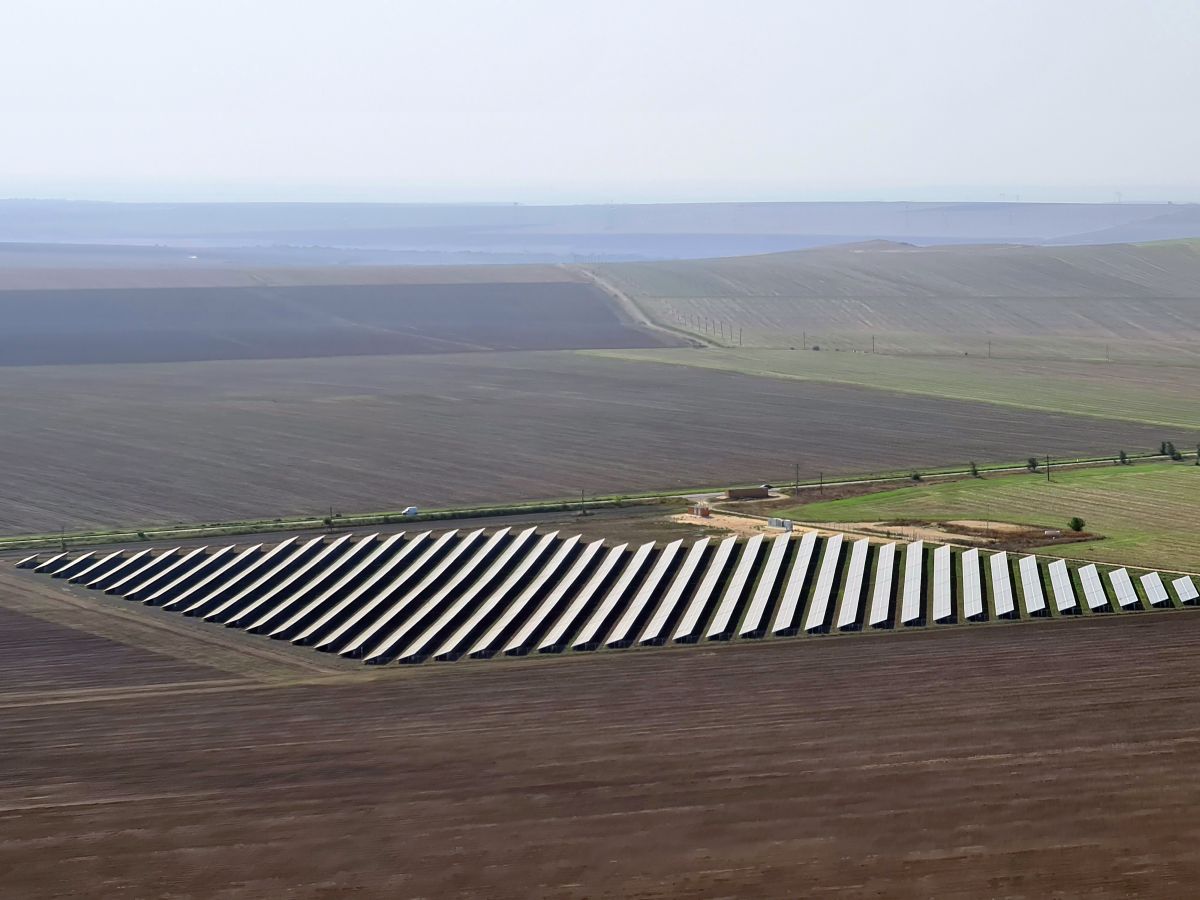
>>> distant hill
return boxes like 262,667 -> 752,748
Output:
3,200 -> 1199,267
591,240 -> 1200,359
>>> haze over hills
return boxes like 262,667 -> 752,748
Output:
2,199 -> 1199,267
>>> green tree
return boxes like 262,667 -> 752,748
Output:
1118,450 -> 1129,465
969,460 -> 980,478
1068,516 -> 1085,532
1027,457 -> 1039,472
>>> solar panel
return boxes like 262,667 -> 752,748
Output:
674,535 -> 739,641
1075,563 -> 1107,611
1107,568 -> 1141,608
160,544 -> 262,609
125,546 -> 210,601
153,545 -> 243,607
804,534 -> 843,632
1139,571 -> 1170,606
1018,555 -> 1046,615
104,547 -> 185,596
503,537 -> 601,655
867,542 -> 896,627
329,528 -> 484,655
538,542 -> 626,650
249,533 -> 386,633
86,548 -> 154,591
1172,575 -> 1199,604
470,535 -> 581,657
429,530 -> 562,661
739,533 -> 792,635
900,540 -> 924,624
932,544 -> 952,622
572,541 -> 656,648
1048,560 -> 1079,612
50,551 -> 96,579
961,548 -> 983,620
202,536 -> 326,622
835,538 -> 870,630
607,539 -> 685,646
222,534 -> 355,626
31,552 -> 70,574
989,551 -> 1015,617
768,530 -> 818,633
371,527 -> 535,662
63,550 -> 121,583
640,537 -> 710,644
286,532 -> 423,642
706,535 -> 764,638
177,538 -> 298,614
14,553 -> 40,569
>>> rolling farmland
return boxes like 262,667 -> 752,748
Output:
0,279 -> 677,366
591,239 -> 1200,361
589,347 -> 1200,428
784,462 -> 1200,572
6,564 -> 1200,897
3,351 -> 1196,534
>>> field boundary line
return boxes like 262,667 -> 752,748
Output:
0,573 -> 353,683
570,266 -> 715,348
583,348 -> 1198,429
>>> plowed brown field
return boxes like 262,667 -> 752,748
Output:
4,352 -> 1195,534
4,565 -> 1200,899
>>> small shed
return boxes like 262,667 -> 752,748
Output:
726,486 -> 770,501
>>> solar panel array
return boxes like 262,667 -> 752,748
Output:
17,527 -> 1200,666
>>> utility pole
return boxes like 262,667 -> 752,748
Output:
987,340 -> 992,359
579,488 -> 588,516
819,471 -> 824,493
739,327 -> 743,346
794,461 -> 800,497
871,335 -> 875,354
1046,455 -> 1051,482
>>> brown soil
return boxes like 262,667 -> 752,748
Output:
4,565 -> 1200,897
2,352 -> 1190,535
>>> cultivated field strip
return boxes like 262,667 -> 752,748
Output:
18,529 -> 1199,665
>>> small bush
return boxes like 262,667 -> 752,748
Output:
1068,516 -> 1085,532
968,461 -> 979,478
1026,457 -> 1039,472
910,471 -> 922,482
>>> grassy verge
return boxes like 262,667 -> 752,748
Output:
776,461 -> 1200,573
2,452 -> 1184,557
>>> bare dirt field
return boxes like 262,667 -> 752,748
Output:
5,563 -> 1200,898
0,280 -> 676,366
0,262 -> 584,290
3,352 -> 1194,534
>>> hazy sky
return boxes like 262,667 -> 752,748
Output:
3,0 -> 1197,203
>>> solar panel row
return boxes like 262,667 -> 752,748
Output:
18,529 -> 1198,666
932,545 -> 953,622
900,540 -> 924,624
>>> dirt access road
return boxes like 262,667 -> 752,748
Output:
4,562 -> 1200,898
